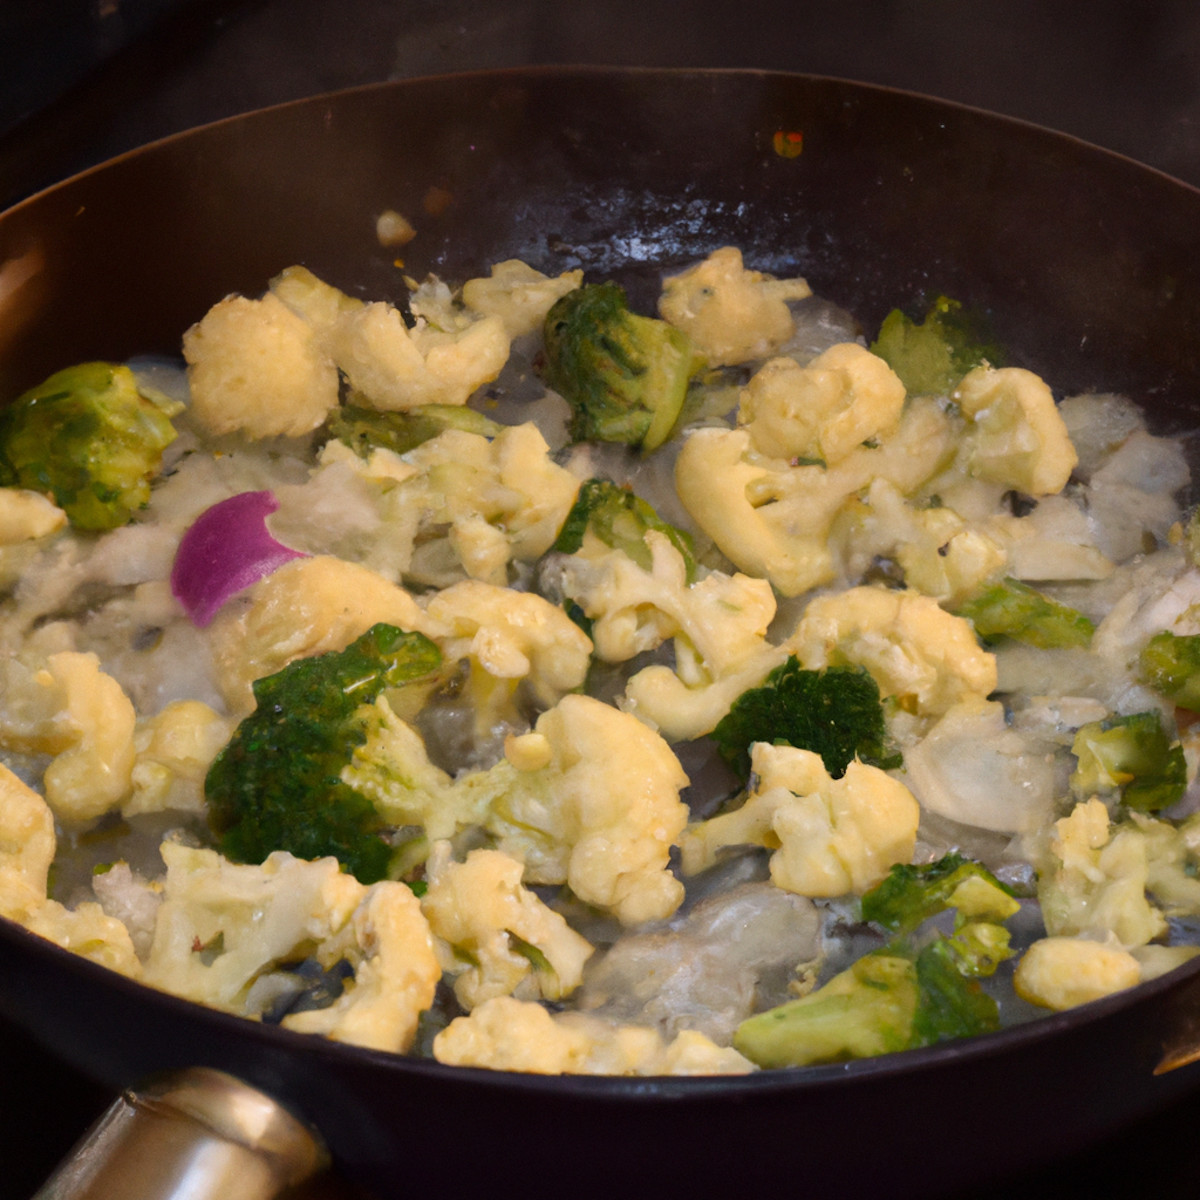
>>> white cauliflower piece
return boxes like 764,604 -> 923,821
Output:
680,743 -> 920,897
432,995 -> 755,1075
125,700 -> 234,817
424,579 -> 592,709
738,343 -> 906,467
182,292 -> 340,438
787,586 -> 997,716
1013,936 -> 1141,1010
208,555 -> 442,712
332,300 -> 509,411
1036,798 -> 1167,948
282,880 -> 441,1053
0,488 -> 66,545
675,396 -> 956,596
143,843 -> 368,1011
461,259 -> 583,337
0,764 -> 55,922
658,246 -> 811,367
421,842 -> 594,1009
483,694 -> 690,926
954,365 -> 1078,496
24,899 -> 141,977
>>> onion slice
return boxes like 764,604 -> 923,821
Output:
171,490 -> 307,626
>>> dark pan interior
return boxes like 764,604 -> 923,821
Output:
4,67 -> 1200,1198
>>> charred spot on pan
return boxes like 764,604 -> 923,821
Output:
259,958 -> 355,1024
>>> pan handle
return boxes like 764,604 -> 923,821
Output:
32,1067 -> 327,1200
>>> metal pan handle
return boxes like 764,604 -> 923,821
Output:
32,1068 -> 327,1200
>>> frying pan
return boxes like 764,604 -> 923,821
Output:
4,66 -> 1200,1199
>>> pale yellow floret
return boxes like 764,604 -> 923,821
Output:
0,764 -> 55,923
1013,936 -> 1141,1010
955,365 -> 1078,496
486,694 -> 690,926
25,900 -> 141,977
183,292 -> 340,438
432,995 -> 755,1075
461,259 -> 584,337
421,842 -> 594,1009
208,555 -> 442,712
658,246 -> 811,367
283,880 -> 441,1053
679,743 -> 919,897
787,586 -> 997,716
0,488 -> 67,545
36,652 -> 137,824
739,343 -> 906,466
125,700 -> 234,817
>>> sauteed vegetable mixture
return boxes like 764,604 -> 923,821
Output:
2,246 -> 1199,1075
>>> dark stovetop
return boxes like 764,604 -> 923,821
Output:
5,2 -> 1200,1196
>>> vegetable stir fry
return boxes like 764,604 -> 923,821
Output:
1,244 -> 1198,1077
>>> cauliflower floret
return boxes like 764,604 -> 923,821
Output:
208,555 -> 443,712
1013,935 -> 1141,1010
125,700 -> 234,817
182,292 -> 340,439
24,899 -> 142,977
143,843 -> 369,1011
461,259 -> 583,338
954,365 -> 1078,497
0,764 -> 55,922
484,694 -> 690,926
1036,798 -> 1167,948
432,995 -> 755,1075
658,246 -> 811,367
421,842 -> 594,1009
332,300 -> 509,411
738,343 -> 906,467
675,396 -> 956,597
680,743 -> 920,897
0,488 -> 66,545
424,579 -> 593,710
282,880 -> 441,1053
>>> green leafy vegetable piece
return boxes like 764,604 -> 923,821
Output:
552,477 -> 697,578
910,937 -> 1002,1046
541,282 -> 700,450
205,623 -> 442,883
712,657 -> 900,781
861,853 -> 1019,935
1139,630 -> 1200,712
870,295 -> 1003,397
323,403 -> 501,459
1070,710 -> 1188,812
955,577 -> 1094,649
0,362 -> 179,530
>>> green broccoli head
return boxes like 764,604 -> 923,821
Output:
869,294 -> 1004,397
861,852 -> 1020,935
321,402 -> 501,460
0,362 -> 179,530
712,657 -> 901,782
205,623 -> 443,883
541,282 -> 700,450
1070,710 -> 1188,812
552,477 -> 698,578
955,577 -> 1094,650
1139,630 -> 1200,712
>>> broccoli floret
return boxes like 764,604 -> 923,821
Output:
1139,630 -> 1200,712
735,853 -> 1017,1068
541,282 -> 700,450
955,577 -> 1094,649
322,403 -> 501,459
869,295 -> 1003,397
1070,710 -> 1187,812
711,656 -> 900,781
205,623 -> 442,883
0,362 -> 179,530
552,478 -> 697,578
861,852 -> 1020,934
